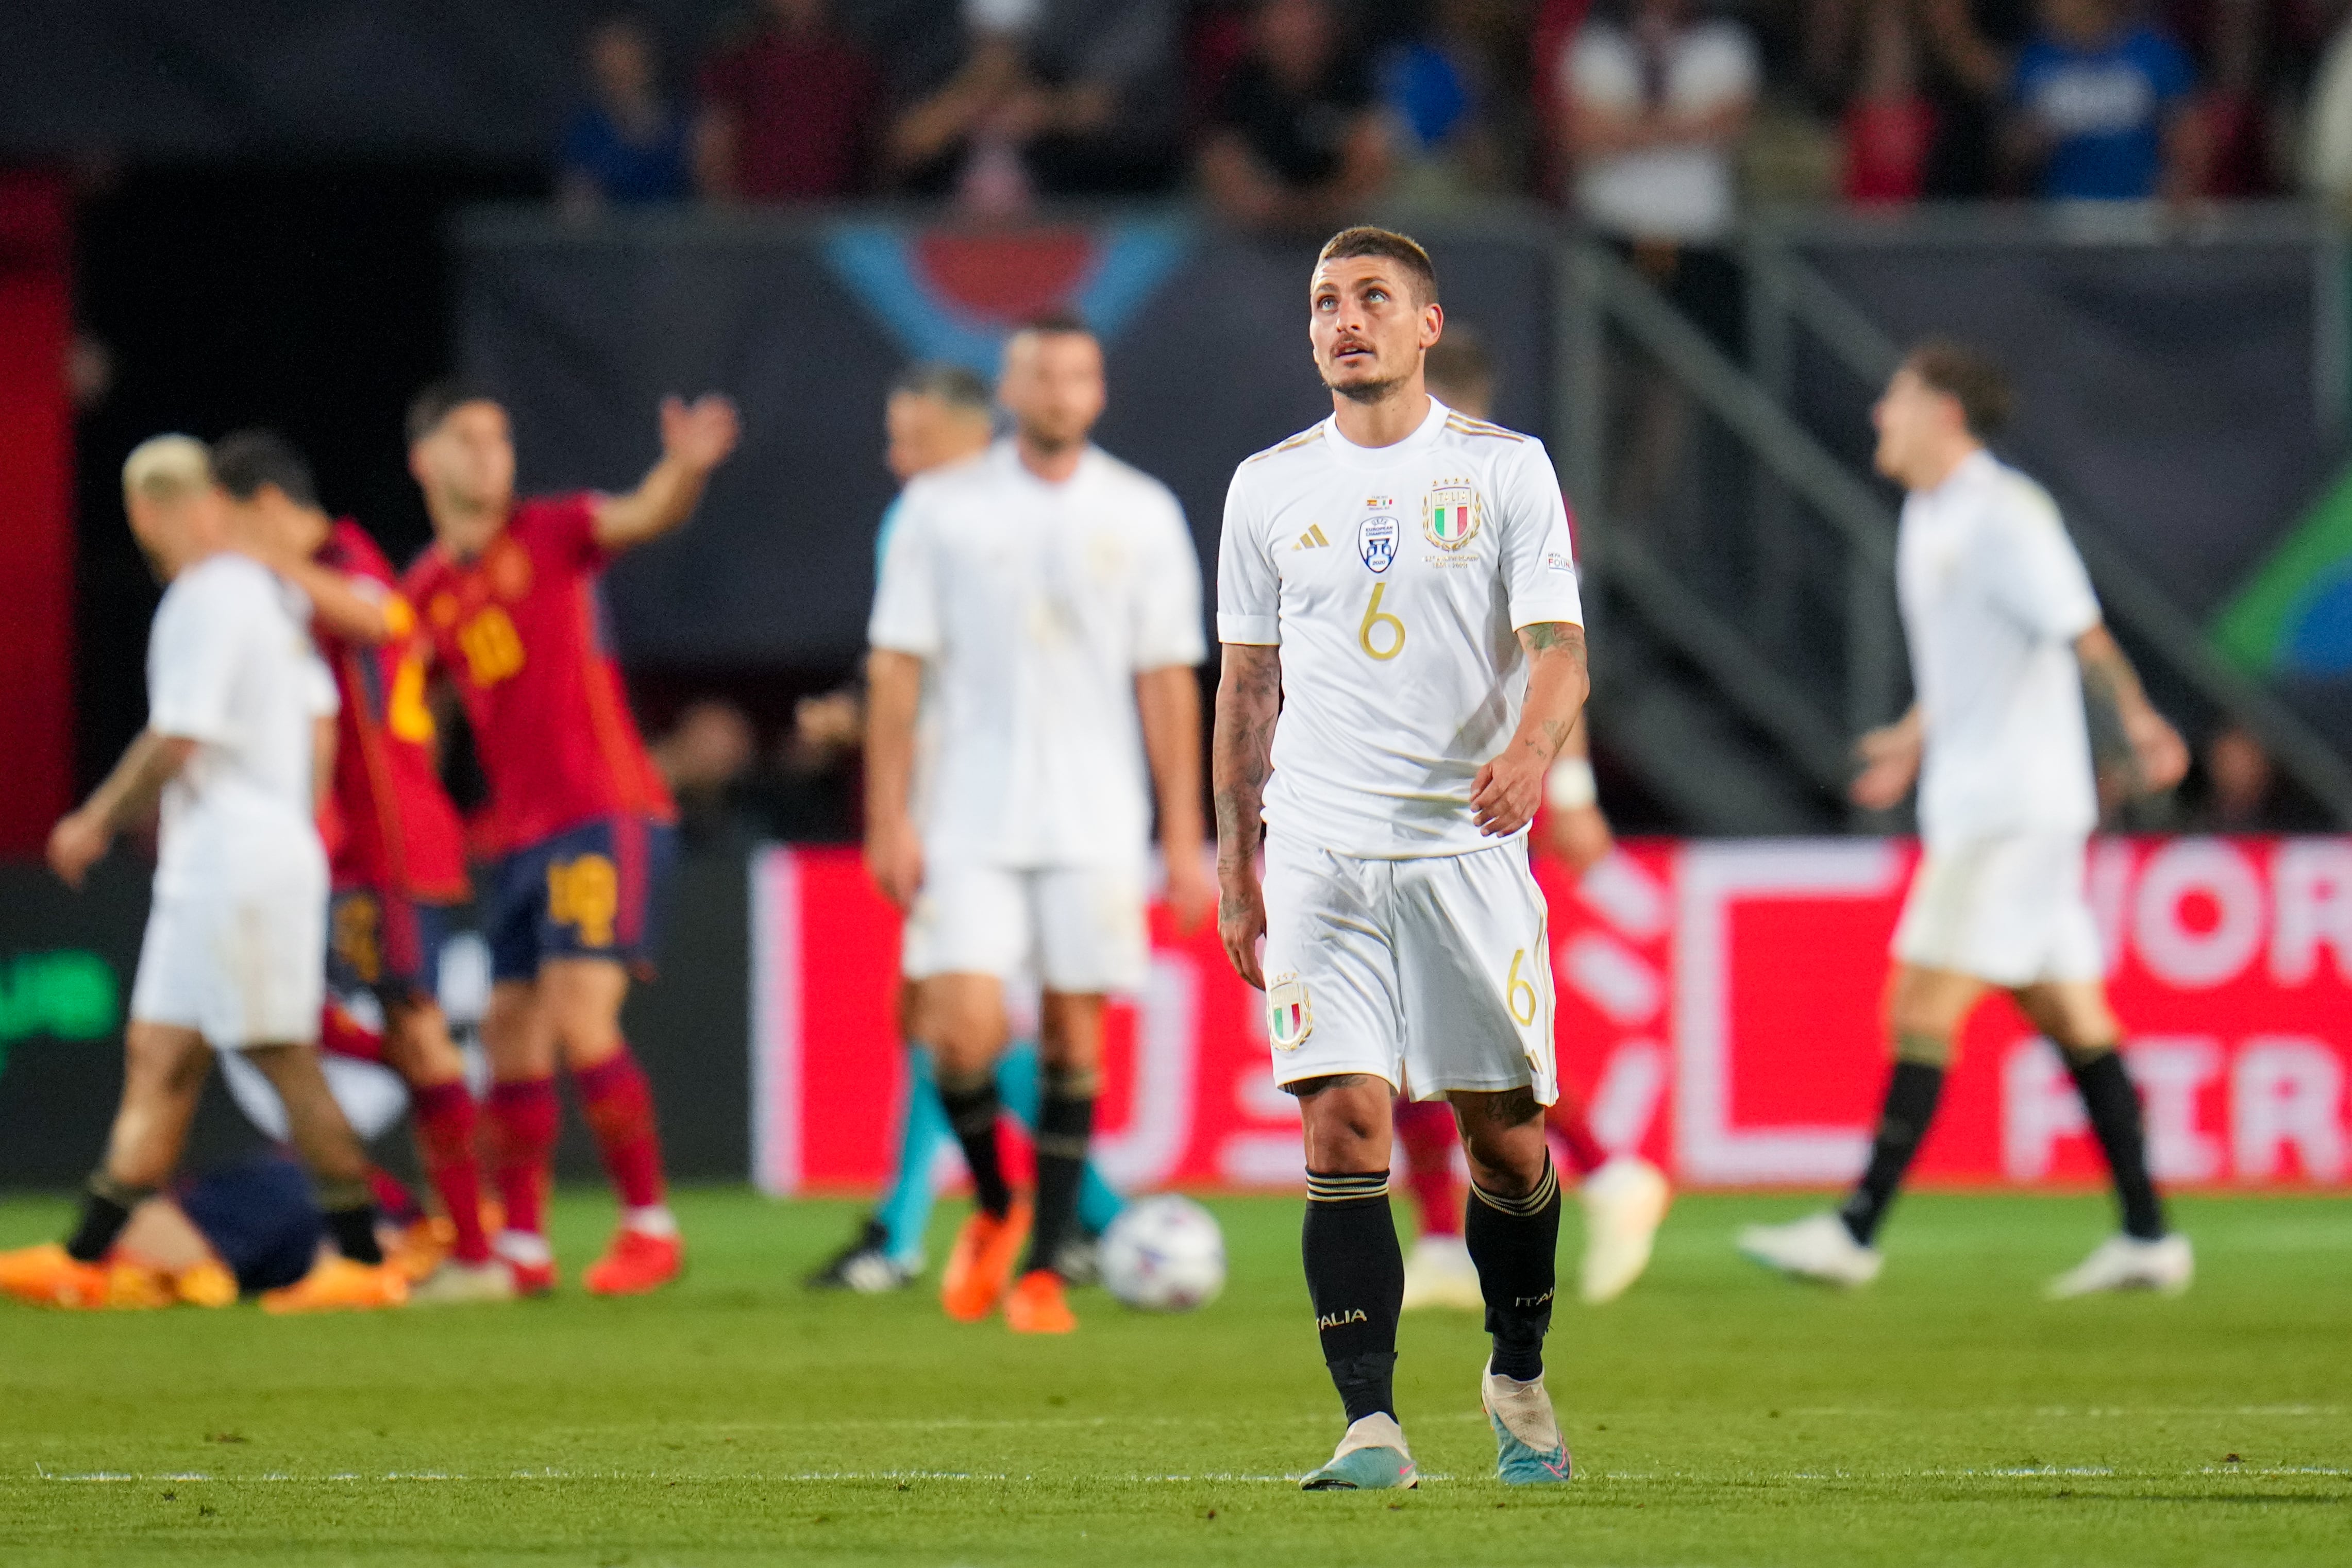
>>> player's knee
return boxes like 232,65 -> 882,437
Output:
1892,1030 -> 1956,1068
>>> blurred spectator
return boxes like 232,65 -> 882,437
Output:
696,0 -> 883,201
886,0 -> 1185,204
652,698 -> 759,844
2007,0 -> 2204,199
558,15 -> 695,211
2199,722 -> 2277,830
754,687 -> 865,842
2177,0 -> 2341,197
1198,0 -> 1394,230
1811,0 -> 1939,202
1557,0 -> 1756,345
1558,0 -> 1759,245
1379,0 -> 1528,198
2311,6 -> 2352,201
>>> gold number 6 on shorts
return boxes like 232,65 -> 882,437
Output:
1358,583 -> 1406,661
1506,948 -> 1539,1027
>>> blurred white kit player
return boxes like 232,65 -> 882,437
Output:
1219,398 -> 1582,1100
870,438 -> 1205,991
1891,451 -> 2105,983
132,552 -> 335,1049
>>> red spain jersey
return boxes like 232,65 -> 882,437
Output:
401,494 -> 676,852
315,519 -> 471,900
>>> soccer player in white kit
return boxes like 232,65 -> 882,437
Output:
1213,229 -> 1590,1490
866,314 -> 1213,1335
1739,342 -> 2195,1299
0,436 -> 407,1313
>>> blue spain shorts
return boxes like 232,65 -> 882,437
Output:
174,1152 -> 321,1296
486,814 -> 678,984
327,886 -> 458,1005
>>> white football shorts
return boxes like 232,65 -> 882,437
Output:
1259,832 -> 1557,1104
1892,832 -> 2104,987
130,879 -> 328,1050
900,858 -> 1148,994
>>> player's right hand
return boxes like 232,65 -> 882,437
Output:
46,810 -> 110,890
864,817 -> 923,911
1849,722 -> 1921,811
1217,868 -> 1267,991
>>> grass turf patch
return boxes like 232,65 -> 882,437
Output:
1,1189 -> 2345,1565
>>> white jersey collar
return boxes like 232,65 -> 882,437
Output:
1322,396 -> 1451,468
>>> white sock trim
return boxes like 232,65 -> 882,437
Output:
495,1229 -> 552,1267
624,1205 -> 678,1238
1335,1412 -> 1412,1461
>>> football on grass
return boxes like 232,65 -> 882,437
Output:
1100,1195 -> 1226,1312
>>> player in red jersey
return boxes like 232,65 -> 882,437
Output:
213,429 -> 512,1305
400,383 -> 739,1296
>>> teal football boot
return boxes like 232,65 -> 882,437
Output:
1482,1361 -> 1572,1485
1300,1413 -> 1419,1491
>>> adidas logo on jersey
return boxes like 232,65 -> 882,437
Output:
1293,525 -> 1332,550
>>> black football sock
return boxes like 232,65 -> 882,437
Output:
1303,1170 -> 1403,1425
1024,1069 -> 1095,1277
2068,1046 -> 2166,1241
938,1071 -> 1013,1220
64,1172 -> 152,1263
316,1178 -> 385,1264
1838,1058 -> 1947,1247
1465,1155 -> 1560,1384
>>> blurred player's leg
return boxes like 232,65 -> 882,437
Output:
482,977 -> 561,1294
1002,991 -> 1100,1334
244,1041 -> 408,1312
1395,1097 -> 1479,1311
541,957 -> 680,1296
381,998 -> 513,1304
2,1020 -> 214,1310
2015,981 -> 2192,1297
995,1037 -> 1122,1284
1455,1088 -> 1572,1485
1551,1086 -> 1672,1306
932,973 -> 1031,1322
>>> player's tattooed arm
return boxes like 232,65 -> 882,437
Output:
46,730 -> 197,888
1470,622 -> 1589,838
591,394 -> 743,552
1212,643 -> 1282,989
2075,624 -> 2188,796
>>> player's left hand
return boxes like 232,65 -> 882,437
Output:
1471,747 -> 1546,838
660,394 -> 742,473
46,809 -> 110,890
2125,708 -> 2190,795
1165,851 -> 1216,936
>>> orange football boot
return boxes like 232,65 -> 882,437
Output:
939,1199 -> 1032,1323
1003,1269 -> 1076,1335
582,1229 -> 683,1295
260,1256 -> 410,1313
388,1216 -> 456,1284
0,1243 -> 110,1309
103,1258 -> 177,1310
172,1259 -> 240,1308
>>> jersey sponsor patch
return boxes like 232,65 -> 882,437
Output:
1423,482 -> 1481,550
1267,975 -> 1313,1050
1358,513 -> 1399,574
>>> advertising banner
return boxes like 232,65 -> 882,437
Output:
750,838 -> 2352,1193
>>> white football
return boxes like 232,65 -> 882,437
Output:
1100,1194 -> 1226,1312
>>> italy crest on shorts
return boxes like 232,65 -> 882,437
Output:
1357,513 -> 1399,574
1423,482 -> 1480,549
1266,975 -> 1313,1050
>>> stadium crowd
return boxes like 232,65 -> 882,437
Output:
553,0 -> 2352,221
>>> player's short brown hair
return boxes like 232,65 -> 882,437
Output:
1012,309 -> 1093,340
406,379 -> 502,446
1315,226 -> 1440,305
1904,339 -> 2012,437
214,428 -> 319,510
889,361 -> 994,414
1423,324 -> 1492,407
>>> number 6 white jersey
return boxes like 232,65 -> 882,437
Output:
1216,397 -> 1583,859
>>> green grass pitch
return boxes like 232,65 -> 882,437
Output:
1,1188 -> 2345,1565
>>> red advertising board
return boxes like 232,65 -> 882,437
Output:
751,839 -> 2352,1193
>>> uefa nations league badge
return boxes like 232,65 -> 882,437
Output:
1358,505 -> 1399,574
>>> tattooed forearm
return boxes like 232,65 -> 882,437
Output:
1212,644 -> 1282,872
2076,626 -> 2147,784
1511,621 -> 1590,765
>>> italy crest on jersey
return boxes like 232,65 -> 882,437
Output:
1358,513 -> 1398,574
1423,482 -> 1480,549
1267,976 -> 1313,1050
